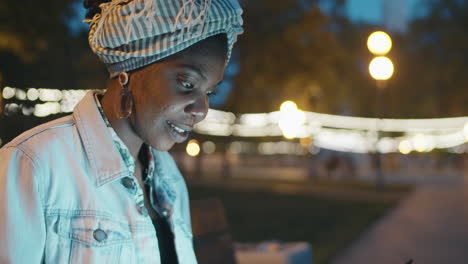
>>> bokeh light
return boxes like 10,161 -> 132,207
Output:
34,102 -> 61,117
2,87 -> 15,99
279,100 -> 306,139
5,103 -> 19,116
413,134 -> 434,152
15,89 -> 27,100
367,31 -> 392,55
280,101 -> 298,112
464,122 -> 468,141
369,56 -> 394,80
398,140 -> 412,154
39,89 -> 62,102
186,139 -> 201,157
2,86 -> 467,153
202,141 -> 216,154
27,88 -> 39,101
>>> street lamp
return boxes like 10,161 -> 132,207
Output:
367,31 -> 392,55
369,56 -> 394,81
368,31 -> 394,88
367,30 -> 394,189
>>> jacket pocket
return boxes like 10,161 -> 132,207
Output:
56,214 -> 136,264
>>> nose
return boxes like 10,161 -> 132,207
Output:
184,95 -> 208,122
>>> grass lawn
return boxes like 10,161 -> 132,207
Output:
189,184 -> 405,264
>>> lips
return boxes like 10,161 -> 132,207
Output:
165,120 -> 192,143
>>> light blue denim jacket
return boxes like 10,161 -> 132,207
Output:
0,91 -> 198,263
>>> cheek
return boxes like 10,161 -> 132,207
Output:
135,99 -> 184,131
133,83 -> 190,125
133,89 -> 164,120
158,93 -> 192,115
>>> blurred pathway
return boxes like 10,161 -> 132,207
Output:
187,177 -> 406,202
330,184 -> 468,264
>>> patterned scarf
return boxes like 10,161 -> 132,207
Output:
84,0 -> 243,77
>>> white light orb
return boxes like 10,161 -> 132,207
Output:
413,134 -> 433,152
398,140 -> 412,155
279,100 -> 305,139
186,139 -> 200,157
369,56 -> 394,80
280,101 -> 298,112
27,88 -> 39,101
2,87 -> 15,99
15,89 -> 27,100
367,31 -> 392,55
464,122 -> 468,141
202,141 -> 216,154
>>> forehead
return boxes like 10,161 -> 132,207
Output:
135,36 -> 228,81
167,35 -> 228,68
163,49 -> 227,79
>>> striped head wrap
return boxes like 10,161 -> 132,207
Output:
84,0 -> 243,78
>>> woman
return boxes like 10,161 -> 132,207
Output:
0,0 -> 243,263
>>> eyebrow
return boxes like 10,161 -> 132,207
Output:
176,64 -> 207,81
176,63 -> 224,87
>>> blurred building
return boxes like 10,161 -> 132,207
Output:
382,0 -> 409,33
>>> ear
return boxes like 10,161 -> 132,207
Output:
119,72 -> 129,87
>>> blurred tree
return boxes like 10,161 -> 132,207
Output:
227,0 -> 374,116
0,0 -> 106,144
228,0 -> 468,118
0,0 -> 106,89
391,0 -> 468,117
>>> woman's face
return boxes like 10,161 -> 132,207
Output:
128,47 -> 226,151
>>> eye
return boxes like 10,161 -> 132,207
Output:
207,90 -> 217,97
180,80 -> 194,90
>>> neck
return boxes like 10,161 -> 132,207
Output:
101,85 -> 143,161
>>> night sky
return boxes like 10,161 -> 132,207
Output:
346,0 -> 424,23
70,0 -> 425,35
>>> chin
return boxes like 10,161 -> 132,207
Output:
148,140 -> 176,152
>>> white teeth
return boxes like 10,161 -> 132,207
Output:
174,126 -> 185,133
168,122 -> 186,133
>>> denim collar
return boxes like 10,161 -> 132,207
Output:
72,91 -> 129,186
73,91 -> 178,218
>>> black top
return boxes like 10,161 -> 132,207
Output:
139,146 -> 179,264
152,212 -> 179,264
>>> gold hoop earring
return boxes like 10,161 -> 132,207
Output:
116,72 -> 133,119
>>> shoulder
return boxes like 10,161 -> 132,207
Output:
0,116 -> 76,199
1,115 -> 76,162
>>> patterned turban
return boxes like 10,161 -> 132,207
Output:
85,0 -> 243,77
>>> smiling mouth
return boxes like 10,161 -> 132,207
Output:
166,120 -> 192,143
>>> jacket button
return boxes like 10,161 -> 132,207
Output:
93,229 -> 107,242
138,206 -> 149,217
121,177 -> 135,189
